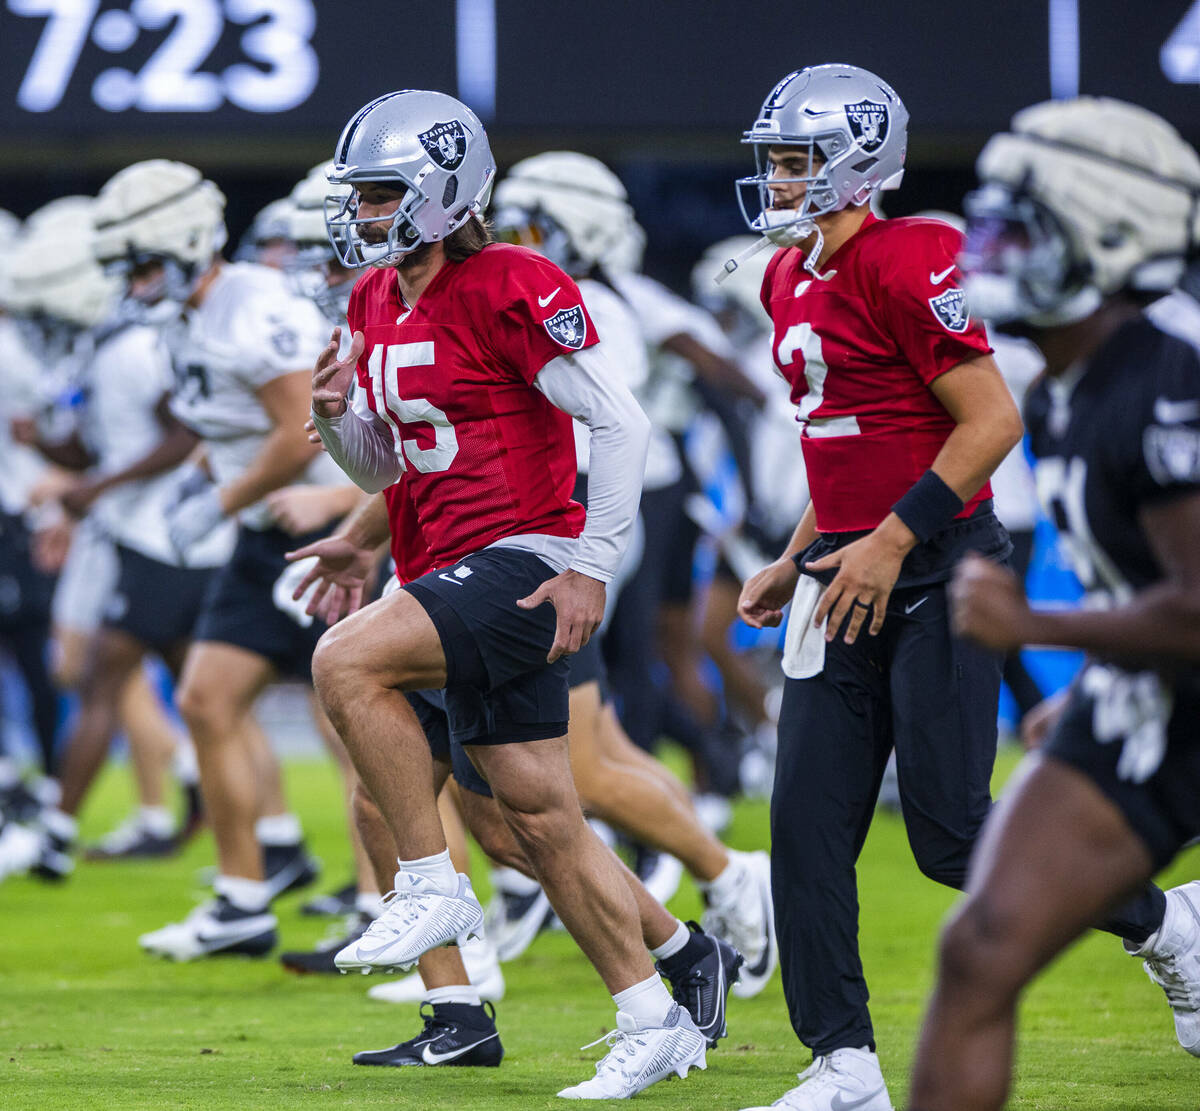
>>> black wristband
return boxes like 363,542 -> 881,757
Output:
890,470 -> 965,543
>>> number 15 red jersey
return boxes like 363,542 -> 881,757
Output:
760,214 -> 993,533
347,243 -> 595,570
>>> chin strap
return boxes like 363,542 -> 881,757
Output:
800,226 -> 825,276
714,234 -> 775,285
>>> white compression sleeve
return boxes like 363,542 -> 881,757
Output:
310,391 -> 405,494
534,346 -> 650,582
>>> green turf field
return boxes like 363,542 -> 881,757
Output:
1,750 -> 1197,1110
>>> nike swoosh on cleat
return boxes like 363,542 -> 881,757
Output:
830,1087 -> 888,1111
929,265 -> 955,285
537,287 -> 561,308
349,939 -> 400,962
421,1033 -> 498,1064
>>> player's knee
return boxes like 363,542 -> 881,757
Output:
310,627 -> 352,709
937,895 -> 1026,1003
499,801 -> 570,864
176,678 -> 234,739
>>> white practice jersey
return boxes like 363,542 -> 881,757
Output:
575,278 -> 649,475
989,331 -> 1045,533
0,317 -> 48,516
85,320 -> 234,566
165,262 -> 343,530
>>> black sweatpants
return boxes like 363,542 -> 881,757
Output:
772,574 -> 1167,1056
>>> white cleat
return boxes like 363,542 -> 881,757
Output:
485,869 -> 553,963
740,1048 -> 893,1111
1125,880 -> 1200,1056
335,871 -> 483,975
0,822 -> 44,880
557,1004 -> 706,1100
367,934 -> 506,1003
703,849 -> 777,999
138,896 -> 277,961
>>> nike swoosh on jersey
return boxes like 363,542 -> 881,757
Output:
537,287 -> 561,308
904,596 -> 929,615
829,1087 -> 888,1111
929,265 -> 955,285
1154,397 -> 1200,423
421,1033 -> 499,1065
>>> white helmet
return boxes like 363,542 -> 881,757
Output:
963,97 -> 1200,326
234,196 -> 296,264
692,235 -> 771,329
492,152 -> 634,274
92,159 -> 227,306
738,63 -> 908,251
286,162 -> 355,321
5,198 -> 118,331
325,90 -> 495,267
605,214 -> 647,275
0,209 -> 22,308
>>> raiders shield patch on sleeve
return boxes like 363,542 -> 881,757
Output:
543,305 -> 588,350
928,287 -> 969,333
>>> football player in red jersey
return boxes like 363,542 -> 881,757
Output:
730,64 -> 1174,1111
908,97 -> 1200,1111
305,90 -> 708,1099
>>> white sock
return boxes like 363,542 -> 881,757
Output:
41,808 -> 77,843
424,984 -> 482,1007
649,919 -> 690,961
173,738 -> 199,785
214,874 -> 271,913
255,813 -> 302,846
699,852 -> 742,901
139,806 -> 175,838
398,849 -> 457,895
356,890 -> 384,919
612,973 -> 674,1029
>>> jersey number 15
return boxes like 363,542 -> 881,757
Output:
365,341 -> 459,474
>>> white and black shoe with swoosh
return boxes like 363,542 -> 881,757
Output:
138,895 -> 277,961
352,1001 -> 503,1068
738,1048 -> 893,1111
656,921 -> 743,1047
702,849 -> 777,999
335,871 -> 484,974
557,1003 -> 707,1100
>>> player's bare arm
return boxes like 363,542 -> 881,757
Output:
61,396 -> 200,518
810,352 -> 1022,644
266,484 -> 363,537
215,369 -> 324,516
738,503 -> 818,628
953,490 -> 1200,662
285,490 -> 390,622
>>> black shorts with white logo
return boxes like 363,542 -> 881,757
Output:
193,524 -> 328,680
407,689 -> 494,798
1044,667 -> 1200,869
103,544 -> 215,652
404,547 -> 569,748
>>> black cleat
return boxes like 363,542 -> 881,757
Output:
656,921 -> 743,1048
353,1002 -> 504,1068
280,913 -> 369,974
301,880 -> 358,917
262,841 -> 320,900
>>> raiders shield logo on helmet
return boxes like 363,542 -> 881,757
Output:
929,288 -> 969,333
845,100 -> 889,153
418,121 -> 468,171
544,305 -> 587,350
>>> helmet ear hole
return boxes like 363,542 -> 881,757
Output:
442,176 -> 459,209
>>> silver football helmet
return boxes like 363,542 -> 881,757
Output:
234,197 -> 296,266
962,97 -> 1200,326
737,64 -> 908,256
287,162 -> 355,322
325,90 -> 496,268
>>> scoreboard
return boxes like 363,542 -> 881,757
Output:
0,0 -> 1196,144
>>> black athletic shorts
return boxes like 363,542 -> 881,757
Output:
404,547 -> 569,747
568,636 -> 608,692
103,544 -> 215,652
193,524 -> 327,680
1044,665 -> 1200,869
0,511 -> 54,627
407,689 -> 494,798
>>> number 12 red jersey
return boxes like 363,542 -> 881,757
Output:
760,213 -> 993,533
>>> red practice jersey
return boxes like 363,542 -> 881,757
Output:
761,214 -> 993,533
347,243 -> 596,571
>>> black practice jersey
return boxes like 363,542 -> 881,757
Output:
1026,314 -> 1200,608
